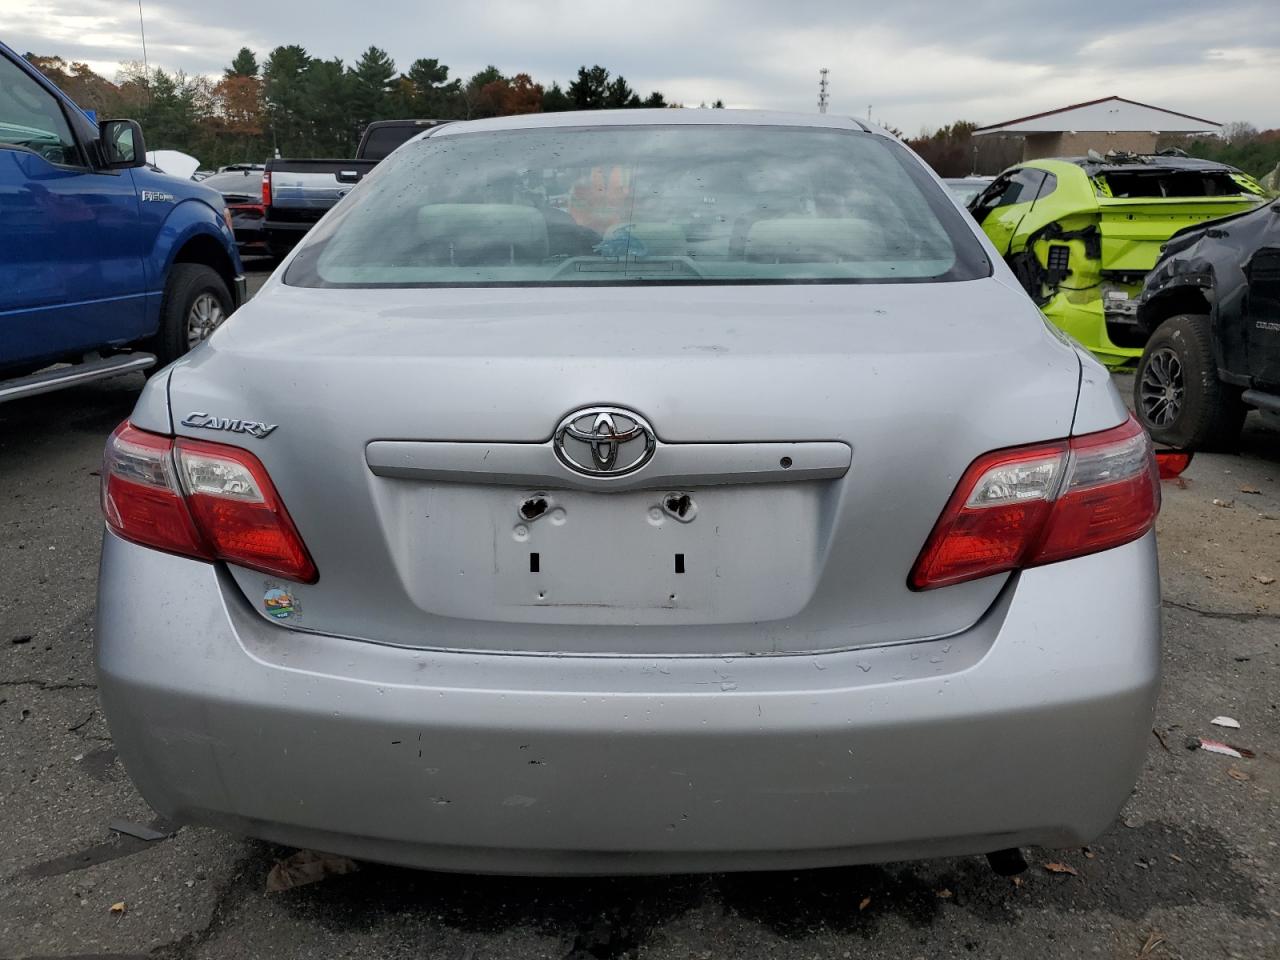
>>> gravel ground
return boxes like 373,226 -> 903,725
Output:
2,282 -> 1277,959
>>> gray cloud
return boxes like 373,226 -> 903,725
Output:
4,0 -> 1278,130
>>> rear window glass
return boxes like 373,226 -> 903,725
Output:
285,125 -> 989,288
1099,170 -> 1248,198
359,125 -> 424,161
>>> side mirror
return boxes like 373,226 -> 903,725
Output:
98,119 -> 146,169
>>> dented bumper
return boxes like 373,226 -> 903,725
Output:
96,531 -> 1160,875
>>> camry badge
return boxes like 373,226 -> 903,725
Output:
180,412 -> 278,439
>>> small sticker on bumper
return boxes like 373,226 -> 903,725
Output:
264,587 -> 298,619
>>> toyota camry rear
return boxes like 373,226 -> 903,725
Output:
95,110 -> 1161,875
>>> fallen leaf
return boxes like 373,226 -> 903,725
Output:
265,850 -> 358,893
859,896 -> 871,911
1140,931 -> 1165,956
1043,862 -> 1078,876
1211,716 -> 1241,729
936,888 -> 953,898
1240,485 -> 1262,494
1083,848 -> 1097,859
1254,575 -> 1276,585
1227,768 -> 1251,782
109,901 -> 126,914
1212,498 -> 1234,508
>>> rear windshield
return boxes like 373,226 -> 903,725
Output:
1098,170 -> 1249,198
285,125 -> 989,288
359,124 -> 425,161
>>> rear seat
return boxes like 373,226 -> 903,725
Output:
744,218 -> 879,263
417,204 -> 549,265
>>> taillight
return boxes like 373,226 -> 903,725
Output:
261,171 -> 271,206
910,416 -> 1158,590
103,423 -> 317,583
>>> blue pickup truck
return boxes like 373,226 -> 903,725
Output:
0,42 -> 244,402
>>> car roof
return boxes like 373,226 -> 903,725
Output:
430,108 -> 877,138
1027,154 -> 1241,176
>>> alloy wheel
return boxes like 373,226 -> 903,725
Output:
186,292 -> 226,349
1138,346 -> 1184,427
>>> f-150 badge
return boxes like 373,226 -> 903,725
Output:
181,412 -> 278,438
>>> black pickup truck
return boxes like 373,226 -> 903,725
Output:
263,119 -> 442,257
1134,197 -> 1280,448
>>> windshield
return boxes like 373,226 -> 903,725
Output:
944,180 -> 990,205
285,124 -> 989,288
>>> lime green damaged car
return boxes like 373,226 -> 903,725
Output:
969,155 -> 1266,366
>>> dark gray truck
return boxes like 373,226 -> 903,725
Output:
262,119 -> 441,258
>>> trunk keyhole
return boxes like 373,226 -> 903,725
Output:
674,553 -> 685,574
530,552 -> 540,573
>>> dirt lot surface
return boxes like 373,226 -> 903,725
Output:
2,289 -> 1277,959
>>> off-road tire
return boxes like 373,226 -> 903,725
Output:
1134,313 -> 1245,450
147,264 -> 233,370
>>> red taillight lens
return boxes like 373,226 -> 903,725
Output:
102,424 -> 317,584
103,424 -> 210,560
910,416 -> 1158,590
261,171 -> 271,206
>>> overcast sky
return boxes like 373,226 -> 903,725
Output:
5,0 -> 1279,131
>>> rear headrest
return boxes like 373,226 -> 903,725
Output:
417,204 -> 549,258
744,218 -> 879,263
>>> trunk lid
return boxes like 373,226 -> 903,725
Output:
167,278 -> 1082,655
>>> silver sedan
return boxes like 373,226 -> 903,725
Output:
96,109 -> 1161,876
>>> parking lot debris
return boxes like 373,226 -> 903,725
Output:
264,849 -> 359,893
1043,862 -> 1078,876
1240,485 -> 1262,494
1139,931 -> 1166,956
859,896 -> 871,911
1152,728 -> 1172,752
1193,737 -> 1256,759
1211,716 -> 1241,729
11,634 -> 32,644
1212,498 -> 1235,508
108,819 -> 175,842
1254,574 -> 1276,585
109,901 -> 126,914
1227,768 -> 1252,782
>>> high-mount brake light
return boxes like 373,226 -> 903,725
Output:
102,423 -> 317,583
910,416 -> 1159,590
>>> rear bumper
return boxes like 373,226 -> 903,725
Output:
263,219 -> 318,234
96,532 -> 1160,875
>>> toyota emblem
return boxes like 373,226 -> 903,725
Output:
554,406 -> 656,477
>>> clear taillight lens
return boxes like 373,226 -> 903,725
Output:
910,416 -> 1158,590
102,423 -> 317,584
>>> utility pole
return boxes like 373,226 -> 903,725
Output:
817,68 -> 829,114
137,0 -> 149,87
